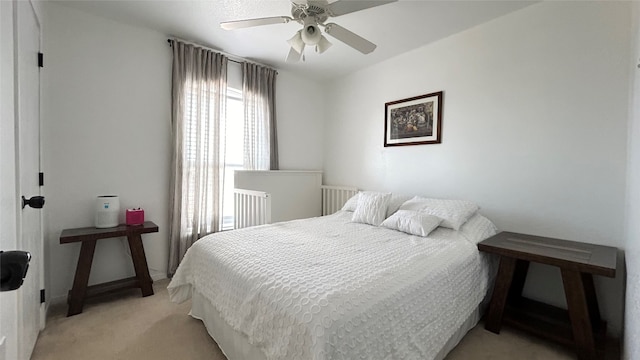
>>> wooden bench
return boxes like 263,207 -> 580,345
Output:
60,221 -> 158,316
478,231 -> 617,360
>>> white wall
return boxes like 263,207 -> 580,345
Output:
324,2 -> 631,335
41,2 -> 326,303
276,70 -> 325,170
624,4 -> 640,359
42,2 -> 172,302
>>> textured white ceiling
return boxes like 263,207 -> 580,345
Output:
54,0 -> 536,82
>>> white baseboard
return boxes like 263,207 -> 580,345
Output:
151,273 -> 167,282
49,295 -> 66,307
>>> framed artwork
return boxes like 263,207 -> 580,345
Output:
384,91 -> 443,147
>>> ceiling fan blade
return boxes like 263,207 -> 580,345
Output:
323,23 -> 376,54
326,0 -> 397,17
220,16 -> 293,30
286,46 -> 304,62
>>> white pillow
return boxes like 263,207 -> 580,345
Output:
351,191 -> 391,226
341,192 -> 360,212
381,210 -> 442,237
399,196 -> 479,230
386,194 -> 412,218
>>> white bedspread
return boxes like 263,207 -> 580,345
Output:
168,211 -> 497,360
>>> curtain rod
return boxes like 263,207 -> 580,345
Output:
167,37 -> 277,73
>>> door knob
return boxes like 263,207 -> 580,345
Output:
22,195 -> 45,209
0,250 -> 31,291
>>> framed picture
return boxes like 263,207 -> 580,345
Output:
384,91 -> 443,147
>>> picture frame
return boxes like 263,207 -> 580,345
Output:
384,91 -> 443,147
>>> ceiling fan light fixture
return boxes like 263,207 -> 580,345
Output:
316,35 -> 332,54
287,30 -> 305,54
301,25 -> 321,45
301,17 -> 322,45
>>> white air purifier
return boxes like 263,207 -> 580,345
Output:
95,195 -> 120,228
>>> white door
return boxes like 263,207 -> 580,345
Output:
15,1 -> 43,359
0,2 -> 20,359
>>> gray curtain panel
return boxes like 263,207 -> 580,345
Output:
168,40 -> 228,276
242,62 -> 279,170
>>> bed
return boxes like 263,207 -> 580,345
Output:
169,195 -> 498,360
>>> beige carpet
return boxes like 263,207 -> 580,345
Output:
31,279 -> 615,360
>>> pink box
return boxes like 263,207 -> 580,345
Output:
126,208 -> 145,225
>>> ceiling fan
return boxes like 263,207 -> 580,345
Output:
220,0 -> 397,62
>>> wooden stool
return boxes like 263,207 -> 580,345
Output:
60,221 -> 158,316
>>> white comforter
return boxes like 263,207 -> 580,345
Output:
168,211 -> 497,360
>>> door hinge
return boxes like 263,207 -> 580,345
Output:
38,52 -> 43,68
40,289 -> 45,303
39,172 -> 44,186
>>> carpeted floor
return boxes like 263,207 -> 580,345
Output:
31,279 -> 614,360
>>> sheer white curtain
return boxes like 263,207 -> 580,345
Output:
168,40 -> 228,276
242,62 -> 278,170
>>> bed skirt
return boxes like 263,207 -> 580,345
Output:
189,287 -> 484,360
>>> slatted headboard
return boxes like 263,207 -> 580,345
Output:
321,185 -> 358,216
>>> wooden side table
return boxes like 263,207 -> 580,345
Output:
478,231 -> 617,360
60,221 -> 158,316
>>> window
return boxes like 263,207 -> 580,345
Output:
179,61 -> 272,234
182,79 -> 222,236
182,83 -> 244,233
222,87 -> 243,230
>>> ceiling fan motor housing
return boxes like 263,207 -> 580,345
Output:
291,2 -> 328,23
